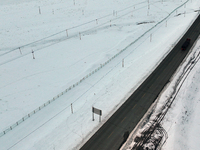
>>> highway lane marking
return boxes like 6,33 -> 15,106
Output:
142,93 -> 146,98
121,117 -> 126,123
132,104 -> 137,110
157,75 -> 161,80
107,131 -> 114,139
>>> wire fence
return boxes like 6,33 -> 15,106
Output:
0,1 -> 147,56
0,0 -> 189,137
0,1 -> 164,66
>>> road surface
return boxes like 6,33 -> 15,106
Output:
80,14 -> 200,150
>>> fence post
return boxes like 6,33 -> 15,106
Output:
39,6 -> 41,14
79,32 -> 81,40
32,50 -> 35,59
19,47 -> 22,55
150,34 -> 152,42
71,103 -> 73,114
66,29 -> 68,37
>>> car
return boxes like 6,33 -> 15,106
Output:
181,38 -> 191,50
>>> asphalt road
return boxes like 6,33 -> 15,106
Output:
80,14 -> 200,150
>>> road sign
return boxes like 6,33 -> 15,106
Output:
92,107 -> 102,122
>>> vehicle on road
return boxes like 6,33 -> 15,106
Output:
181,38 -> 191,50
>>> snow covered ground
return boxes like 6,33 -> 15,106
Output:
161,37 -> 200,150
0,0 -> 200,149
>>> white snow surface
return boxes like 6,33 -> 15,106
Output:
0,0 -> 200,150
161,38 -> 200,149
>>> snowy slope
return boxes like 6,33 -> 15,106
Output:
0,0 -> 200,149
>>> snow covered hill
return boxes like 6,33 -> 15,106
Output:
0,0 -> 200,149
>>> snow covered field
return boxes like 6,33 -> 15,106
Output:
0,0 -> 200,149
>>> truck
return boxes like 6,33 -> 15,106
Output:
181,38 -> 191,50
